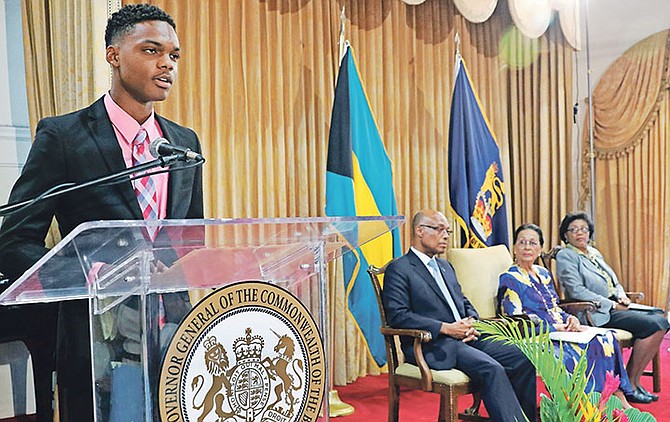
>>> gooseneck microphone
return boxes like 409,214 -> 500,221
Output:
149,137 -> 204,162
0,137 -> 205,217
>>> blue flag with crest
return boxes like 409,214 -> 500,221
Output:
448,55 -> 509,248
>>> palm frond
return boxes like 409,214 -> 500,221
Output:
473,318 -> 656,422
473,318 -> 594,421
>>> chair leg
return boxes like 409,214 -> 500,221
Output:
465,392 -> 482,416
388,384 -> 400,422
652,351 -> 661,393
438,393 -> 458,422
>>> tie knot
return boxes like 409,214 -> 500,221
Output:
428,258 -> 439,271
133,128 -> 148,145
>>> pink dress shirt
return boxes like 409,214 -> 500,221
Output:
104,93 -> 169,219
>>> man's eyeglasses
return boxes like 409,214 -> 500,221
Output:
420,224 -> 453,236
517,240 -> 540,247
566,227 -> 590,234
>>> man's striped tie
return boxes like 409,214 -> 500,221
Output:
131,128 -> 158,222
132,129 -> 165,328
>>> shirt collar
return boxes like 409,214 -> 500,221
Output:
410,246 -> 434,268
104,92 -> 157,144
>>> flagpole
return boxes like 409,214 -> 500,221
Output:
451,32 -> 465,248
328,8 -> 356,418
338,5 -> 347,63
584,0 -> 596,229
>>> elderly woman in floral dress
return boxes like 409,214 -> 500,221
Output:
498,224 -> 643,407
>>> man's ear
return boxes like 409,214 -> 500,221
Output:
414,226 -> 423,239
106,46 -> 119,67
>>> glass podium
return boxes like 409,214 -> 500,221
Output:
0,216 -> 403,422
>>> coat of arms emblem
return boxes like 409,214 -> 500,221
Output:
159,281 -> 325,422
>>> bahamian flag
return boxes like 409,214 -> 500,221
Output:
325,45 -> 401,367
448,54 -> 509,248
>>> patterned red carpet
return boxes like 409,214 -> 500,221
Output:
328,334 -> 670,421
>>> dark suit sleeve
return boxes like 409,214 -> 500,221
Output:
382,259 -> 444,340
0,117 -> 67,282
461,295 -> 479,319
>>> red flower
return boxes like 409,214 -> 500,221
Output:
598,371 -> 620,410
612,408 -> 629,422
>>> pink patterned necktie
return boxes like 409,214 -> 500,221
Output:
132,129 -> 165,328
131,128 -> 158,221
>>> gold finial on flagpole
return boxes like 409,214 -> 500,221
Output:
338,6 -> 347,63
455,32 -> 461,58
453,32 -> 462,83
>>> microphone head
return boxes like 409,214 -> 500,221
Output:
149,137 -> 169,158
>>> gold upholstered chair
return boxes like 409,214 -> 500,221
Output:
445,244 -> 513,319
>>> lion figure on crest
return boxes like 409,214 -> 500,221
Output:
191,336 -> 234,422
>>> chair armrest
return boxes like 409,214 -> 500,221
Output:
380,326 -> 434,391
558,300 -> 599,312
558,300 -> 599,326
380,327 -> 432,342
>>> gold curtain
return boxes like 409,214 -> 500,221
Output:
507,24 -> 575,246
581,30 -> 670,308
22,0 -> 575,384
21,0 -> 110,132
21,0 -> 111,248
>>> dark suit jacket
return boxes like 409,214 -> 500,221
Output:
382,249 -> 479,370
0,96 -> 203,283
0,97 -> 204,417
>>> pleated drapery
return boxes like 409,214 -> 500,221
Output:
580,30 -> 670,309
20,0 -> 111,248
22,0 -> 576,384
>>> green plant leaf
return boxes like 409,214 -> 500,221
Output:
472,318 -> 656,422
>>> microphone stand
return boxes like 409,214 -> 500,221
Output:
0,154 -> 187,217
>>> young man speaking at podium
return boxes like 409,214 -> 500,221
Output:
0,4 -> 203,420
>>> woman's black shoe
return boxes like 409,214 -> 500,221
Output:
636,386 -> 659,401
625,389 -> 653,404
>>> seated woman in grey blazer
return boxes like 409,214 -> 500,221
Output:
555,211 -> 669,404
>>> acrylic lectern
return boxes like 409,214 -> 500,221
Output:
0,216 -> 403,422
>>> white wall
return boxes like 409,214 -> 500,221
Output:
0,0 -> 30,206
578,0 -> 670,92
0,1 -> 35,417
573,0 -> 670,213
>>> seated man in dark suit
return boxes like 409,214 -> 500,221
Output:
382,210 -> 537,422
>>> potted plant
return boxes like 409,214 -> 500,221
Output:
473,318 -> 656,422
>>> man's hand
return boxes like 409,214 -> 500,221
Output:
440,316 -> 479,342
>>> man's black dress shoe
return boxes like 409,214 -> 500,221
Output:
625,389 -> 653,404
636,385 -> 659,401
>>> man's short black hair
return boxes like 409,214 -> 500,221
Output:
105,4 -> 176,47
